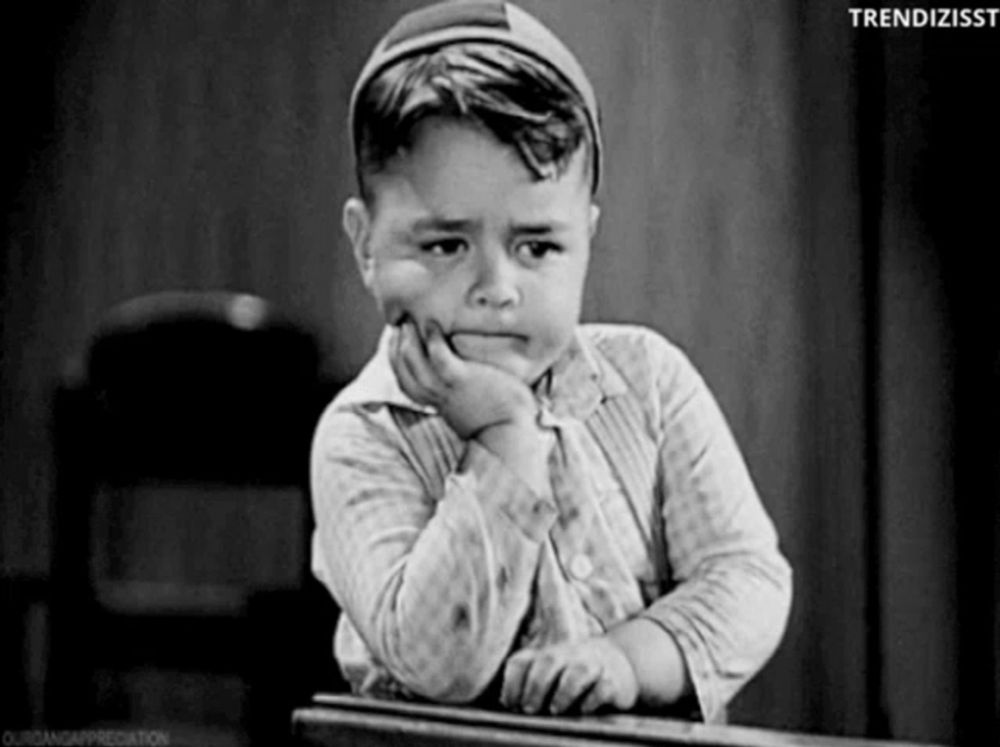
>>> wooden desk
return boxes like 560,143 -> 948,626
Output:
292,694 -> 946,747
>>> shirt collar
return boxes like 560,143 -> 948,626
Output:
336,326 -> 628,422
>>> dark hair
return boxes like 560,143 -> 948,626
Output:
353,42 -> 593,202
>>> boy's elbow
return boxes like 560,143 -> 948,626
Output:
769,549 -> 793,624
722,545 -> 793,665
420,667 -> 496,704
393,653 -> 499,704
754,550 -> 793,659
372,619 -> 501,704
738,538 -> 792,609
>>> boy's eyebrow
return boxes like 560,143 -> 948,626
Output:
511,220 -> 573,235
403,216 -> 574,235
407,216 -> 480,234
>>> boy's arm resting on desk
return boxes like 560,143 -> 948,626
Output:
311,405 -> 557,703
631,337 -> 793,721
495,330 -> 789,721
606,617 -> 692,709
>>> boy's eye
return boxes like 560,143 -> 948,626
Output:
420,239 -> 467,257
516,240 -> 561,261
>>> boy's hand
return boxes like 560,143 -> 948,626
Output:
500,636 -> 639,715
390,317 -> 537,439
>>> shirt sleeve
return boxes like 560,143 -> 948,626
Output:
310,404 -> 558,703
638,339 -> 793,722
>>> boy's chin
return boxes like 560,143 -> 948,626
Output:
459,351 -> 531,381
450,343 -> 543,385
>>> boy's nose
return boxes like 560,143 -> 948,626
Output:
468,251 -> 520,309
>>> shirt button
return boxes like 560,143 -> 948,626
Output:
570,554 -> 593,581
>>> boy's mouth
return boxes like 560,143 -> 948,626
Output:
449,330 -> 527,358
450,329 -> 524,337
449,330 -> 527,343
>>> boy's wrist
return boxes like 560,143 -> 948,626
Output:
475,417 -> 552,495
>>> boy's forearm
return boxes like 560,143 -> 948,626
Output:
343,442 -> 553,702
638,551 -> 792,720
606,617 -> 693,709
314,408 -> 557,704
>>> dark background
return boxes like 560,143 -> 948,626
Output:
2,1 -> 998,744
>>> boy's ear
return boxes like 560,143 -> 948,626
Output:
588,202 -> 601,238
343,197 -> 375,289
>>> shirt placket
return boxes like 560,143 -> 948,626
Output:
541,412 -> 645,635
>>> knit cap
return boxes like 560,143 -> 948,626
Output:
349,0 -> 603,191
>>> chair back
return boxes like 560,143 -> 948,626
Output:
84,291 -> 323,484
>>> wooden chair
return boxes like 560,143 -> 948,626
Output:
46,290 -> 344,745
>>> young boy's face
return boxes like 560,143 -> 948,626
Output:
344,117 -> 599,385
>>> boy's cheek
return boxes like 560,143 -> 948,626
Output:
377,295 -> 446,341
369,269 -> 428,327
379,298 -> 408,327
373,274 -> 461,339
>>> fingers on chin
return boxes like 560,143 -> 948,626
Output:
427,333 -> 463,381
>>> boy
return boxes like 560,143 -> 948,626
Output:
311,0 -> 791,722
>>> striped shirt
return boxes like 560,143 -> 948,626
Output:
310,323 -> 791,721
